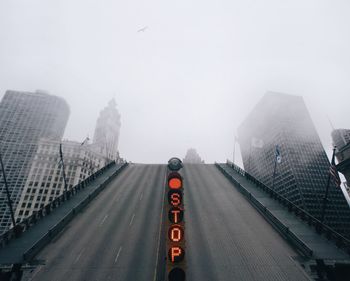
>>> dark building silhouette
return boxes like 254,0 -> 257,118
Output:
0,90 -> 69,234
238,92 -> 350,237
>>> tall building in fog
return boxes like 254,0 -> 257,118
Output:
93,99 -> 121,160
183,148 -> 204,164
238,92 -> 350,237
14,138 -> 108,222
332,129 -> 350,194
332,129 -> 350,149
0,90 -> 69,234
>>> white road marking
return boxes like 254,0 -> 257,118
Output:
114,246 -> 122,263
153,172 -> 166,281
129,214 -> 135,226
99,214 -> 109,226
74,248 -> 85,264
139,192 -> 143,201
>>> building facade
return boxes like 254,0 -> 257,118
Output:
14,139 -> 108,222
0,90 -> 69,234
238,92 -> 350,237
332,129 -> 350,195
93,99 -> 121,160
183,148 -> 204,164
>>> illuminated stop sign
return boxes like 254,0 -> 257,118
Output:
166,157 -> 186,281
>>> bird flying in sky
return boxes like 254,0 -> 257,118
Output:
137,26 -> 148,32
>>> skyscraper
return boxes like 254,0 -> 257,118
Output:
183,148 -> 204,164
331,129 -> 350,150
93,99 -> 121,160
238,92 -> 350,237
332,129 -> 350,194
0,90 -> 69,233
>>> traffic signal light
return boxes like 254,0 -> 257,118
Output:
166,157 -> 186,281
168,172 -> 183,189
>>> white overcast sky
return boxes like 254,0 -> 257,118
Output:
0,0 -> 349,164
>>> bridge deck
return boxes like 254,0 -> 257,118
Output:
217,163 -> 350,261
23,164 -> 166,281
184,164 -> 311,281
0,163 -> 125,265
3,163 -> 348,280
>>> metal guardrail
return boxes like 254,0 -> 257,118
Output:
0,161 -> 128,249
215,163 -> 313,258
21,162 -> 128,262
218,161 -> 350,255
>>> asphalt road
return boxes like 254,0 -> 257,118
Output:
183,164 -> 311,281
24,164 -> 166,281
23,164 -> 311,281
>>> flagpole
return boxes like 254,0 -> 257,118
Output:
233,135 -> 236,164
0,152 -> 16,229
59,143 -> 68,192
247,141 -> 252,172
320,147 -> 336,224
272,156 -> 277,190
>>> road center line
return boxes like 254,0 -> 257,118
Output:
129,213 -> 135,226
153,172 -> 166,281
99,214 -> 109,226
74,248 -> 85,264
139,192 -> 143,201
114,246 -> 122,263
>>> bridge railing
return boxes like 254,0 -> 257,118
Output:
220,160 -> 350,255
216,162 -> 313,257
0,161 -> 128,248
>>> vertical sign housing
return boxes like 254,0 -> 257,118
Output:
166,157 -> 186,281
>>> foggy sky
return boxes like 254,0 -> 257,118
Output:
1,0 -> 350,164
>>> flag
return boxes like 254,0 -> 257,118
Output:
275,145 -> 282,163
251,137 -> 264,148
81,136 -> 90,145
330,149 -> 341,187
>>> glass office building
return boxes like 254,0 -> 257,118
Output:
238,92 -> 350,237
0,90 -> 69,234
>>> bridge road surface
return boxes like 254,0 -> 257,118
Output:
184,164 -> 311,281
25,164 -> 167,281
25,163 -> 311,281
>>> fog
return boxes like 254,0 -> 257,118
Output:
1,0 -> 349,164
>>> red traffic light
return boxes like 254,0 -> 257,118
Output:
168,172 -> 183,189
